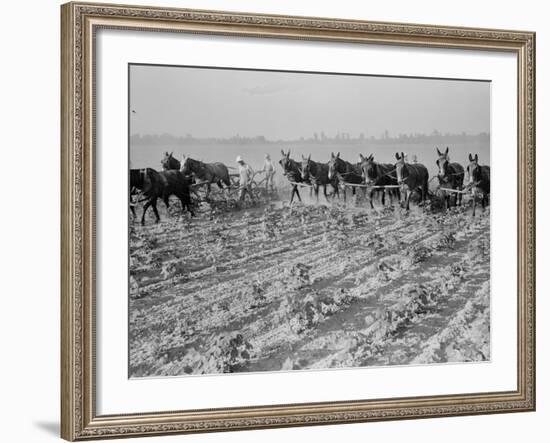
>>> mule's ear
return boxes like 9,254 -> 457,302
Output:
336,152 -> 340,158
368,154 -> 374,161
330,152 -> 335,158
281,149 -> 285,157
395,152 -> 400,160
475,154 -> 478,162
469,153 -> 473,161
401,152 -> 405,160
437,147 -> 442,156
445,146 -> 449,155
170,151 -> 173,156
359,153 -> 365,161
308,154 -> 311,161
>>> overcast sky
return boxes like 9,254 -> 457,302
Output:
129,64 -> 490,140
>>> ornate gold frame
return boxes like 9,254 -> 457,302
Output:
61,2 -> 536,440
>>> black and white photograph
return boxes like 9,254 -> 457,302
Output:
128,64 -> 491,378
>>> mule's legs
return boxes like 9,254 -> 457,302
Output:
323,185 -> 329,202
290,185 -> 301,204
406,190 -> 412,211
369,189 -> 375,209
185,199 -> 195,217
176,195 -> 185,214
141,200 -> 151,225
295,187 -> 302,203
142,198 -> 160,224
420,183 -> 428,204
151,199 -> 160,223
178,194 -> 194,217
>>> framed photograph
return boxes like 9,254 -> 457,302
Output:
61,2 -> 536,440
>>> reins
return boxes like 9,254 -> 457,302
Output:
362,163 -> 397,183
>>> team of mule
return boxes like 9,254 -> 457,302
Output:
131,147 -> 490,224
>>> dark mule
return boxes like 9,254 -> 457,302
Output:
436,147 -> 465,209
130,168 -> 194,225
467,153 -> 490,216
394,152 -> 429,211
327,152 -> 362,202
279,149 -> 307,204
301,155 -> 339,202
161,152 -> 181,170
181,155 -> 230,198
359,154 -> 400,209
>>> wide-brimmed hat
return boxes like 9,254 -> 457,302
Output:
236,155 -> 244,163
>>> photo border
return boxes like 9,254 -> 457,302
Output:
61,2 -> 535,440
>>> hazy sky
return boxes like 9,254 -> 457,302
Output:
129,64 -> 490,140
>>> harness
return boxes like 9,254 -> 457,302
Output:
363,163 -> 397,184
335,163 -> 362,183
377,165 -> 397,181
282,161 -> 303,183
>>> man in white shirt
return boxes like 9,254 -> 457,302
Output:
236,155 -> 255,201
258,153 -> 276,191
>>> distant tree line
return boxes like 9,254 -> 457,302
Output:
130,130 -> 489,146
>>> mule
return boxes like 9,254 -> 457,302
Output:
466,153 -> 490,216
436,147 -> 465,209
301,155 -> 339,202
161,152 -> 181,171
359,153 -> 400,209
327,152 -> 362,202
279,149 -> 307,204
394,152 -> 429,211
181,155 -> 230,198
130,168 -> 194,225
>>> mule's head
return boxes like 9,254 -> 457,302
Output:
327,152 -> 341,179
161,151 -> 172,170
180,155 -> 192,175
279,149 -> 292,172
395,152 -> 407,185
467,153 -> 480,184
436,147 -> 450,178
359,153 -> 375,184
301,154 -> 312,181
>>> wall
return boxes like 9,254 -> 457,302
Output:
0,0 -> 546,442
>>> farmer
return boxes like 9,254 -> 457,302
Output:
258,153 -> 276,191
236,155 -> 255,201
